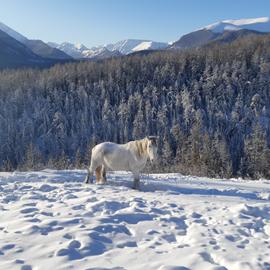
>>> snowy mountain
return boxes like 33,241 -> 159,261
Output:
49,42 -> 122,59
171,17 -> 270,49
1,169 -> 270,269
48,42 -> 88,59
132,41 -> 168,52
0,22 -> 167,61
106,39 -> 168,54
3,16 -> 269,63
204,17 -> 270,33
82,46 -> 122,59
51,39 -> 168,59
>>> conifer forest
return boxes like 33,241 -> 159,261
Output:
1,35 -> 270,179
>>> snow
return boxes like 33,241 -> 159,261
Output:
51,42 -> 89,59
81,46 -> 111,58
106,39 -> 168,55
132,41 -> 168,52
0,170 -> 270,270
223,17 -> 270,26
204,17 -> 270,33
74,43 -> 88,51
47,39 -> 168,58
106,39 -> 145,54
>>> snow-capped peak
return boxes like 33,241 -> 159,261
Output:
223,17 -> 270,26
106,39 -> 146,54
106,39 -> 168,54
81,46 -> 109,58
52,39 -> 169,59
204,17 -> 270,33
74,43 -> 88,51
132,41 -> 168,52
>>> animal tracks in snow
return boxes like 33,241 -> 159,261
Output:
0,170 -> 270,270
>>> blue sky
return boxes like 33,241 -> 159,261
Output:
0,0 -> 269,47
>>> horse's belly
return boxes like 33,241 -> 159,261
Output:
103,155 -> 130,171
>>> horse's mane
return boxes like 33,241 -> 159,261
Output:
133,138 -> 148,158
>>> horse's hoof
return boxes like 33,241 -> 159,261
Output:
97,181 -> 106,185
85,178 -> 91,184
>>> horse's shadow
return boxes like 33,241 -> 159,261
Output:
4,170 -> 268,202
106,173 -> 268,202
44,170 -> 268,202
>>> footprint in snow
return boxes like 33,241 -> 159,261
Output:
14,259 -> 24,264
2,243 -> 16,250
56,237 -> 107,259
20,265 -> 32,270
39,184 -> 57,192
20,208 -> 38,215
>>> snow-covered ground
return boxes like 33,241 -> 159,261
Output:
0,170 -> 270,270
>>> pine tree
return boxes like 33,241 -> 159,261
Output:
22,143 -> 43,170
242,124 -> 270,178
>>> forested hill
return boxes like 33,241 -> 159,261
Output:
0,34 -> 270,178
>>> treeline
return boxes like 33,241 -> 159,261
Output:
0,34 -> 270,179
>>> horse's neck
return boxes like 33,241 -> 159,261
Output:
132,139 -> 148,159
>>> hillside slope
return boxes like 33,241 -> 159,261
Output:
0,28 -> 47,69
24,39 -> 73,60
0,21 -> 72,60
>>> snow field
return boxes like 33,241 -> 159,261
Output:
0,170 -> 270,270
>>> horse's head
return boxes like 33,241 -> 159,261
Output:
146,136 -> 158,163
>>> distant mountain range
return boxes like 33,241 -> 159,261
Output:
171,17 -> 270,48
0,17 -> 270,69
48,39 -> 168,59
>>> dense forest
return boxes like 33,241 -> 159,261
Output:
1,34 -> 270,179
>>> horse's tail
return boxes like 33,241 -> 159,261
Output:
89,143 -> 106,169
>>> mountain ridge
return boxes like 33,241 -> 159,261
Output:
50,39 -> 168,59
0,28 -> 50,69
203,17 -> 270,33
1,16 -> 270,68
0,22 -> 72,60
171,16 -> 270,49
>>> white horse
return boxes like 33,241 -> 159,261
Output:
85,136 -> 158,189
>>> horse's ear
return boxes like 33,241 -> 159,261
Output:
148,136 -> 158,145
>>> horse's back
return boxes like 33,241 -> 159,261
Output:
92,142 -> 125,157
92,142 -> 131,170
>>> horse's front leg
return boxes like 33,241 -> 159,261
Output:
132,173 -> 140,190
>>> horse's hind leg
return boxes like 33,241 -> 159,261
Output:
96,165 -> 107,185
85,158 -> 99,184
85,167 -> 93,184
101,165 -> 107,184
95,166 -> 102,184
